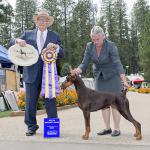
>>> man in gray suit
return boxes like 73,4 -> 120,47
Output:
15,10 -> 64,136
72,26 -> 129,137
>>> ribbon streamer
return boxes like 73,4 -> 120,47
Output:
41,48 -> 59,99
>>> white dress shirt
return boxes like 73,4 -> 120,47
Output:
37,29 -> 47,54
37,29 -> 60,55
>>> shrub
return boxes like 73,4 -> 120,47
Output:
128,87 -> 150,94
17,90 -> 26,110
56,89 -> 78,107
17,90 -> 44,110
60,63 -> 70,76
37,95 -> 45,110
128,87 -> 137,92
17,89 -> 78,110
138,88 -> 150,94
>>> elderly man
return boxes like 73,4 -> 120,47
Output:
15,10 -> 64,136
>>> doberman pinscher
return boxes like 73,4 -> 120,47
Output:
61,74 -> 142,140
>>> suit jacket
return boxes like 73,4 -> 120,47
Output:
79,39 -> 124,80
18,29 -> 64,83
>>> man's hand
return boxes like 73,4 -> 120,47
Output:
47,43 -> 59,51
16,39 -> 27,47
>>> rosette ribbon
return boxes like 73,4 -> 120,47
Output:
41,48 -> 59,99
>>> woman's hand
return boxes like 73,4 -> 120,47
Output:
120,74 -> 130,88
123,81 -> 130,88
71,68 -> 82,75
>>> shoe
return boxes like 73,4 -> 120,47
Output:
26,130 -> 36,136
111,130 -> 120,136
26,125 -> 39,136
35,125 -> 39,131
97,128 -> 112,135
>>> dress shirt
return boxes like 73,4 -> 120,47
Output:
37,29 -> 47,54
37,29 -> 60,55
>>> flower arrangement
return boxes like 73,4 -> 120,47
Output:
17,90 -> 26,110
17,89 -> 78,110
56,89 -> 78,106
138,88 -> 150,94
128,87 -> 150,94
128,87 -> 138,92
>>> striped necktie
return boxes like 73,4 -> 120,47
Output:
40,32 -> 44,51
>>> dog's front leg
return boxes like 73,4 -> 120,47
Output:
82,111 -> 90,140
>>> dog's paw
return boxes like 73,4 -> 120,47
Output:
136,135 -> 142,140
134,133 -> 138,137
82,135 -> 89,140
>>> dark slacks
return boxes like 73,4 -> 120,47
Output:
24,58 -> 58,131
24,83 -> 58,131
44,98 -> 58,118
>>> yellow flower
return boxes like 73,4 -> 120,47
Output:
138,88 -> 150,94
64,98 -> 69,104
56,89 -> 78,106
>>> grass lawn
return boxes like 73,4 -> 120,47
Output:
0,110 -> 12,118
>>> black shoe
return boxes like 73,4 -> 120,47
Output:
26,130 -> 36,136
97,128 -> 112,135
111,130 -> 120,137
26,125 -> 39,136
35,125 -> 39,131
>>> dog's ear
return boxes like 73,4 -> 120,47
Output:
69,65 -> 75,76
69,66 -> 73,73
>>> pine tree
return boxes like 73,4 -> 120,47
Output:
113,0 -> 131,68
67,0 -> 93,66
14,0 -> 37,37
99,0 -> 131,73
99,0 -> 116,40
130,16 -> 140,73
0,1 -> 13,47
133,0 -> 150,80
42,0 -> 61,31
42,0 -> 75,62
0,0 -> 5,22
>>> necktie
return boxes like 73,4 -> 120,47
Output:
40,32 -> 44,51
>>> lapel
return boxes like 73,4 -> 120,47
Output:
32,29 -> 38,50
92,44 -> 99,62
96,39 -> 106,62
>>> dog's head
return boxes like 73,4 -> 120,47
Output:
60,74 -> 77,90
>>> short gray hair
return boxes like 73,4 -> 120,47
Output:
90,26 -> 104,37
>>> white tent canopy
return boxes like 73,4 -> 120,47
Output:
127,74 -> 144,83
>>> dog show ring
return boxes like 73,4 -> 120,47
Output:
8,44 -> 39,66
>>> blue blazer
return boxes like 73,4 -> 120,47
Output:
79,39 -> 124,80
17,29 -> 64,83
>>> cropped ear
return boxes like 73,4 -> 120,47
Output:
69,65 -> 74,75
69,65 -> 72,72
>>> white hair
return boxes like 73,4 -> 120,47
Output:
90,26 -> 105,37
